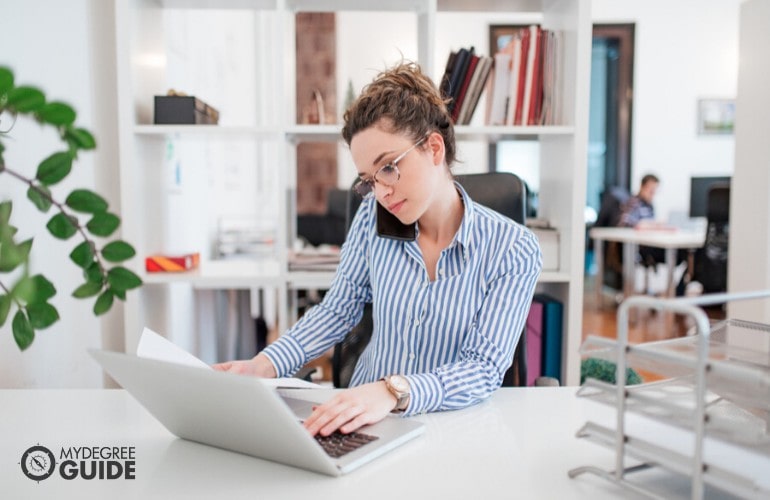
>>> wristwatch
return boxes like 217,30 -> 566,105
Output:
382,375 -> 411,412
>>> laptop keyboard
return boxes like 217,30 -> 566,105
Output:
314,430 -> 379,458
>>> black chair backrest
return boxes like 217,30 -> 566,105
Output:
335,172 -> 529,388
345,172 -> 527,230
706,182 -> 730,224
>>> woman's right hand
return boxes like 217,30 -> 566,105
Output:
212,353 -> 277,378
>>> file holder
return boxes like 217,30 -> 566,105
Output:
569,290 -> 770,499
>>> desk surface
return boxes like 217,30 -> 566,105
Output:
589,226 -> 706,249
0,388 -> 715,499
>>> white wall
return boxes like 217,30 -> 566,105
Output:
593,0 -> 742,221
0,0 -> 122,387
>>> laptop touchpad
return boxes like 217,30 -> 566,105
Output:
281,396 -> 315,418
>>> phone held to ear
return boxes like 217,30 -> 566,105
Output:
376,203 -> 416,241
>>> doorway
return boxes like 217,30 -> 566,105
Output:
587,24 -> 634,220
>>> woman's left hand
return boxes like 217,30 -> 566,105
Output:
303,381 -> 397,436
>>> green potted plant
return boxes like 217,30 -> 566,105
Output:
0,66 -> 141,351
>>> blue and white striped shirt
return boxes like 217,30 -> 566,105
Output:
263,183 -> 542,416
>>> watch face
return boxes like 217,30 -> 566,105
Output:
390,376 -> 409,393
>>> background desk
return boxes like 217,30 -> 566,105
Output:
589,226 -> 706,303
0,388 -> 708,499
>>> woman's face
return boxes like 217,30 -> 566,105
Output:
350,125 -> 441,225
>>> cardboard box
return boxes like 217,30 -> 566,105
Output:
145,253 -> 200,273
531,227 -> 559,271
154,96 -> 219,125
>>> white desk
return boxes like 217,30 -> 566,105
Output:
0,387 -> 676,500
589,226 -> 706,303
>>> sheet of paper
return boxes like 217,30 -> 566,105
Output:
136,327 -> 321,389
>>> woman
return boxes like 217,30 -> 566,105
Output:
214,62 -> 542,437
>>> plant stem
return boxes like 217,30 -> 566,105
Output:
0,165 -> 107,277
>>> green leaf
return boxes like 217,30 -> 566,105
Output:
101,241 -> 136,262
11,275 -> 36,304
13,310 -> 35,350
86,212 -> 119,237
29,274 -> 56,303
27,184 -> 53,212
64,127 -> 96,150
112,288 -> 126,301
27,302 -> 59,329
72,281 -> 102,298
0,237 -> 32,273
69,241 -> 94,268
0,66 -> 13,96
36,151 -> 73,185
0,294 -> 10,327
93,290 -> 114,316
83,261 -> 103,284
5,86 -> 45,113
37,101 -> 76,126
46,212 -> 78,239
66,189 -> 107,214
0,200 -> 11,224
107,266 -> 142,291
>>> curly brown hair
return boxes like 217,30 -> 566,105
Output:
341,62 -> 456,167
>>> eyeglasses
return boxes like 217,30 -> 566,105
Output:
353,137 -> 427,198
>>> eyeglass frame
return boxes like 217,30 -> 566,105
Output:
353,136 -> 428,198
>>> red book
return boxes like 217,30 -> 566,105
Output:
513,27 -> 531,125
526,301 -> 544,386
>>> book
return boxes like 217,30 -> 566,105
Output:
446,47 -> 474,116
533,293 -> 563,383
513,26 -> 531,125
451,53 -> 480,123
458,55 -> 492,125
136,327 -> 321,389
487,51 -> 511,125
525,300 -> 544,386
504,32 -> 523,126
520,25 -> 540,126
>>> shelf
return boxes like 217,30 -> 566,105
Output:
284,124 -> 576,144
160,0 -> 277,9
141,259 -> 283,289
134,124 -> 280,139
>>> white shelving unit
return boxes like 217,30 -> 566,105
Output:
114,0 -> 590,384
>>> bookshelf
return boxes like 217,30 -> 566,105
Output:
114,0 -> 590,385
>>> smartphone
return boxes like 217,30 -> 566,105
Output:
376,202 -> 416,241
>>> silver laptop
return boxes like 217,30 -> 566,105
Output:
89,349 -> 424,476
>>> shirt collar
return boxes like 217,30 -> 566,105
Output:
453,181 -> 475,255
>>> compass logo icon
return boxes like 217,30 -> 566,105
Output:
20,445 -> 56,482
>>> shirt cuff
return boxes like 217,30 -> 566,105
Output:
260,335 -> 307,378
403,373 -> 445,416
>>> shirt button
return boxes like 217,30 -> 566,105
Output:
414,319 -> 420,326
409,353 -> 416,360
438,269 -> 444,276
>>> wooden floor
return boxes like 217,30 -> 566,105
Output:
581,275 -> 726,382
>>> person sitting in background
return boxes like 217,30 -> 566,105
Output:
618,174 -> 659,228
618,174 -> 687,295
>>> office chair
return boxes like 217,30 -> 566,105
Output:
591,186 -> 630,291
693,182 -> 730,294
333,172 -> 538,388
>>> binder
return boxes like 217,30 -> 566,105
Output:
533,293 -> 563,383
525,300 -> 544,386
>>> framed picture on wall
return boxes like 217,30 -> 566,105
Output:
697,98 -> 735,135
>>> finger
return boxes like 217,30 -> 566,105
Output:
319,405 -> 365,437
339,413 -> 374,434
304,398 -> 348,435
211,362 -> 231,372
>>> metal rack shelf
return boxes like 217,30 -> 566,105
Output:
570,290 -> 770,499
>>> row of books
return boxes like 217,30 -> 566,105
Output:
439,46 -> 493,125
439,25 -> 563,127
486,25 -> 563,127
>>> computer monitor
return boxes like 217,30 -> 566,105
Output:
689,176 -> 731,218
